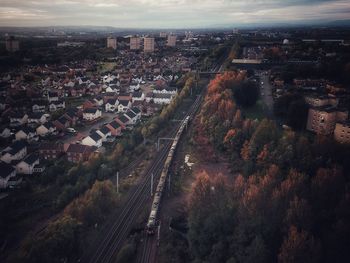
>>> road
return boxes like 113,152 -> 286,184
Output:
62,112 -> 117,144
259,73 -> 274,117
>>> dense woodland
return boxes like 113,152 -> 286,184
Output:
186,71 -> 350,263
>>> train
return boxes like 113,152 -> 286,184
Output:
146,116 -> 191,234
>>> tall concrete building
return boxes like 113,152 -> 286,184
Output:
130,36 -> 141,50
167,35 -> 177,47
5,36 -> 20,52
306,105 -> 348,135
334,122 -> 350,144
144,37 -> 155,52
159,32 -> 167,38
107,37 -> 117,50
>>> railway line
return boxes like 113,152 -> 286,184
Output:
137,61 -> 224,263
81,93 -> 203,263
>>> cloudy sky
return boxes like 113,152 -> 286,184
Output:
0,0 -> 349,28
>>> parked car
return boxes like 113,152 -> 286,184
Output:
67,128 -> 77,134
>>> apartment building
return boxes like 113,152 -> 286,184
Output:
334,122 -> 350,144
306,105 -> 348,135
107,37 -> 117,50
130,36 -> 141,50
144,37 -> 155,52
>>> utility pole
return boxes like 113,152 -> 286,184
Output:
116,171 -> 119,194
151,173 -> 154,196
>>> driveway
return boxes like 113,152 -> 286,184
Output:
61,112 -> 118,144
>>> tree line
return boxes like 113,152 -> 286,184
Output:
186,71 -> 350,263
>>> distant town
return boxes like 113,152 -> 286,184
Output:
0,25 -> 350,263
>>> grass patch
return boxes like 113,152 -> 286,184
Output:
242,99 -> 266,121
98,62 -> 117,74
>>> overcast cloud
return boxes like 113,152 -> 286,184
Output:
0,0 -> 349,28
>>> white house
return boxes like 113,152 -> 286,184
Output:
16,154 -> 40,175
132,91 -> 145,103
0,127 -> 12,139
48,91 -> 59,102
36,122 -> 57,137
81,132 -> 103,148
152,86 -> 177,95
153,93 -> 174,104
118,100 -> 131,113
49,100 -> 66,112
0,162 -> 16,188
105,99 -> 119,112
96,126 -> 112,142
9,113 -> 28,126
93,97 -> 104,107
83,108 -> 102,121
1,141 -> 27,164
124,110 -> 138,125
32,102 -> 47,113
27,113 -> 49,125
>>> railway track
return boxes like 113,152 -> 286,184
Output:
137,61 -> 225,263
81,94 -> 203,263
137,94 -> 203,263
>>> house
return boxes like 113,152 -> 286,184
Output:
0,141 -> 27,164
15,127 -> 37,141
64,109 -> 80,126
93,97 -> 104,106
7,175 -> 23,188
48,91 -> 59,102
118,100 -> 131,112
118,92 -> 132,101
16,154 -> 40,175
54,116 -> 70,130
115,115 -> 130,128
9,113 -> 28,126
132,91 -> 145,102
39,142 -> 64,159
130,107 -> 142,120
105,99 -> 119,112
83,99 -> 97,110
36,121 -> 57,137
66,144 -> 95,163
106,121 -> 122,136
27,113 -> 49,125
0,127 -> 12,139
81,132 -> 103,147
153,86 -> 177,95
0,162 -> 16,188
124,110 -> 138,125
83,108 -> 102,121
32,101 -> 47,113
49,100 -> 66,112
152,93 -> 174,104
96,126 -> 112,142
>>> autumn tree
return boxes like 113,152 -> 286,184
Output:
278,226 -> 321,263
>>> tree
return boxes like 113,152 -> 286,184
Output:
278,226 -> 321,263
233,80 -> 259,107
284,197 -> 312,232
27,216 -> 81,263
286,99 -> 309,130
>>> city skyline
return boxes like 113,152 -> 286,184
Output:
0,0 -> 350,28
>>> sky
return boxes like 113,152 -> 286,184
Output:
0,0 -> 349,28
